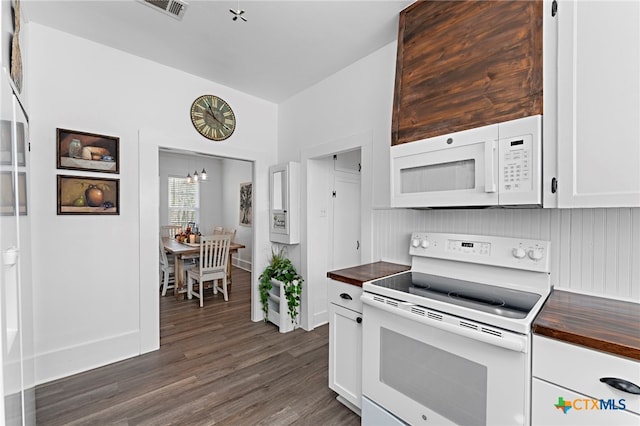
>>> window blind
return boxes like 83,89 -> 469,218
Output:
168,176 -> 199,228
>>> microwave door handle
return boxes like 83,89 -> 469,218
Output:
485,140 -> 497,193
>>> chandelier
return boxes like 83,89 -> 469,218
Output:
186,168 -> 207,184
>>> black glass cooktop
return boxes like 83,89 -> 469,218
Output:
369,271 -> 541,319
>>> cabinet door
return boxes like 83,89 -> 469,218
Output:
1,70 -> 35,425
533,379 -> 639,426
557,0 -> 640,207
328,303 -> 362,409
269,164 -> 289,237
269,162 -> 300,244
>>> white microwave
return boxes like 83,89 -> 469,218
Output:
391,115 -> 542,208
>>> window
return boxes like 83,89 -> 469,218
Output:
168,176 -> 199,228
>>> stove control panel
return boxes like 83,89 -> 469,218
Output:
409,232 -> 550,272
447,239 -> 491,256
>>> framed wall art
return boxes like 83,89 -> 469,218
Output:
0,171 -> 27,216
57,175 -> 119,215
56,128 -> 119,173
239,182 -> 252,227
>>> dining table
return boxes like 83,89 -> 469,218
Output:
162,237 -> 246,299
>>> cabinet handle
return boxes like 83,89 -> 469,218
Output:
339,293 -> 352,300
356,317 -> 362,324
484,140 -> 497,193
600,377 -> 640,395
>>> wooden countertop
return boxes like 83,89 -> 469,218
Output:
533,290 -> 640,361
327,261 -> 410,287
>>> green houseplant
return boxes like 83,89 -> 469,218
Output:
259,246 -> 303,328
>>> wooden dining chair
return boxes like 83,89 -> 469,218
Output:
186,234 -> 232,307
159,238 -> 175,296
223,227 -> 236,241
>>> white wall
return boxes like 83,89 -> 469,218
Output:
221,158 -> 253,270
280,42 -> 396,209
27,23 -> 276,384
279,43 -> 395,328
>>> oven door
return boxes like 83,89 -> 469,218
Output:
361,295 -> 531,426
390,123 -> 499,208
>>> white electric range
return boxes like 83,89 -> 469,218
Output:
361,232 -> 551,425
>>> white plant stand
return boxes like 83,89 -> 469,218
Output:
267,279 -> 299,333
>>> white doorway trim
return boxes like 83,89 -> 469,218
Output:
137,129 -> 271,354
300,131 -> 374,331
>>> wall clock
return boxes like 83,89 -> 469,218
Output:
190,95 -> 236,141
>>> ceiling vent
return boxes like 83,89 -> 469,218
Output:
138,0 -> 188,20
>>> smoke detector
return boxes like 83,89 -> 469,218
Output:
138,0 -> 188,20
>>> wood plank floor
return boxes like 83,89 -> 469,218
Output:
35,268 -> 360,425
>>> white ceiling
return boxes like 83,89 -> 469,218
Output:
22,0 -> 413,103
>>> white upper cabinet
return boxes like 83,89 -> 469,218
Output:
556,0 -> 640,207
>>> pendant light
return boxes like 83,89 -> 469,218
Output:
186,168 -> 208,183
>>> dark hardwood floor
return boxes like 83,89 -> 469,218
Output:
35,268 -> 360,425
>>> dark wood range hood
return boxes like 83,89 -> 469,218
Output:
392,0 -> 544,146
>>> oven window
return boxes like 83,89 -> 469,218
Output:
400,159 -> 475,193
380,327 -> 487,426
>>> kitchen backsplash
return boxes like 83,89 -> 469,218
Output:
372,207 -> 640,302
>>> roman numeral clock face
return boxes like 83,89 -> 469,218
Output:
190,95 -> 236,141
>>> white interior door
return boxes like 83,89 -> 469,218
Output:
331,151 -> 361,270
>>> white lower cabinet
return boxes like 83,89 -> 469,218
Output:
532,335 -> 640,425
328,280 -> 363,413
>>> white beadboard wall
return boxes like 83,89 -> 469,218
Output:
372,207 -> 640,302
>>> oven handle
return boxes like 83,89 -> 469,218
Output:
362,295 -> 527,353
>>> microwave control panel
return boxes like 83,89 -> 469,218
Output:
499,134 -> 532,192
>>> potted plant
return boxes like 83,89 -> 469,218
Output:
259,246 -> 303,330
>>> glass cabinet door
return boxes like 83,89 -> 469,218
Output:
270,165 -> 288,236
269,162 -> 300,244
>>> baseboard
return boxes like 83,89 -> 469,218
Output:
34,330 -> 140,385
336,395 -> 361,416
232,257 -> 252,272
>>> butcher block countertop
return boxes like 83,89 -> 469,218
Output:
533,290 -> 640,361
327,261 -> 410,287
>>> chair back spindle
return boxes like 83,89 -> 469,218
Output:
160,225 -> 183,238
